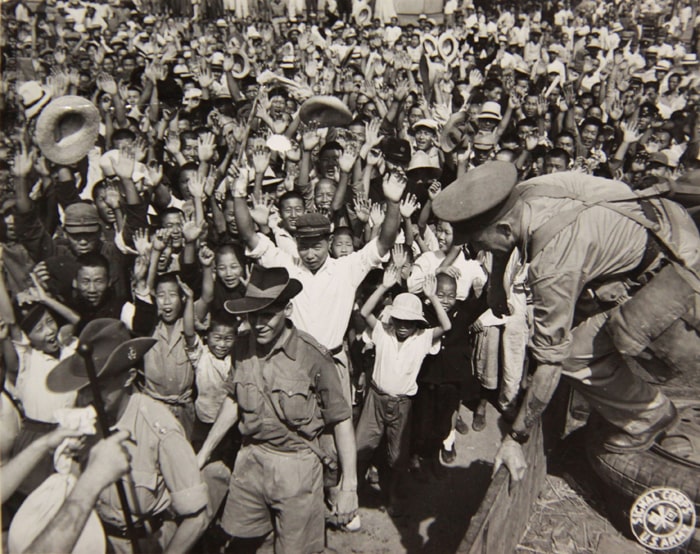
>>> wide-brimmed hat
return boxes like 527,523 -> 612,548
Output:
47,319 -> 156,393
224,266 -> 302,314
412,118 -> 439,134
17,81 -> 52,119
407,151 -> 441,181
299,95 -> 353,128
477,101 -> 503,121
35,96 -> 100,165
432,161 -> 518,239
387,293 -> 427,324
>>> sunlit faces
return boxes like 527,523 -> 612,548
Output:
74,265 -> 109,307
250,302 -> 290,345
206,321 -> 236,359
330,229 -> 354,258
297,236 -> 330,273
155,280 -> 183,324
215,247 -> 244,289
314,179 -> 336,213
435,274 -> 457,312
435,220 -> 454,253
278,195 -> 304,232
27,310 -> 60,354
161,211 -> 184,249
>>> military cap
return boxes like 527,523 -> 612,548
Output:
294,212 -> 332,238
432,161 -> 518,233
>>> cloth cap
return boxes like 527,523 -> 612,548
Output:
388,293 -> 427,324
294,212 -> 332,238
412,118 -> 439,133
47,319 -> 157,393
224,266 -> 302,314
63,202 -> 101,234
432,161 -> 518,239
648,152 -> 672,167
380,137 -> 411,166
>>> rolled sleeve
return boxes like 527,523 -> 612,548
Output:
315,357 -> 351,425
246,233 -> 298,273
158,431 -> 209,516
341,238 -> 387,288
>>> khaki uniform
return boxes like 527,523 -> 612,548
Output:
220,324 -> 350,554
518,173 -> 700,435
96,393 -> 208,554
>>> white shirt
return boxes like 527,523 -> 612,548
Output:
248,233 -> 386,349
186,335 -> 232,423
13,339 -> 77,422
371,322 -> 434,396
407,250 -> 486,301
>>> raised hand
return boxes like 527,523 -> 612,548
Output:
176,275 -> 195,298
249,193 -> 274,227
146,162 -> 163,187
165,133 -> 181,156
369,202 -> 385,227
96,73 -> 118,95
422,273 -> 437,297
104,185 -> 122,211
12,146 -> 34,177
621,119 -> 641,143
113,150 -> 136,181
302,124 -> 322,151
365,118 -> 383,149
132,228 -> 151,257
198,245 -> 215,267
187,173 -> 206,200
198,132 -> 216,163
338,143 -> 358,173
427,180 -> 442,201
151,228 -> 172,252
353,195 -> 371,223
82,431 -> 134,491
229,165 -> 250,198
382,171 -> 407,203
251,145 -> 271,175
182,215 -> 205,243
468,69 -> 483,88
382,263 -> 401,288
391,243 -> 408,268
399,193 -> 420,218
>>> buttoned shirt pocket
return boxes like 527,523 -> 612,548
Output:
272,377 -> 316,427
235,381 -> 264,434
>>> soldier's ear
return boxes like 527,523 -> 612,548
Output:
284,302 -> 293,318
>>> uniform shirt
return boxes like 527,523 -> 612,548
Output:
518,172 -> 700,365
142,319 -> 194,402
247,234 -> 385,349
186,335 -> 232,424
12,339 -> 77,422
226,325 -> 351,450
371,322 -> 436,396
97,393 -> 208,526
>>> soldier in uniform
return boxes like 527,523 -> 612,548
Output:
47,318 -> 212,554
197,266 -> 359,554
431,162 -> 700,480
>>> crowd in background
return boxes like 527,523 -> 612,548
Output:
0,0 -> 699,551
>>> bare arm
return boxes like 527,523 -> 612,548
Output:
197,396 -> 239,469
333,417 -> 358,525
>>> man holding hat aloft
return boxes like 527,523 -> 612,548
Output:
432,162 -> 700,482
196,266 -> 358,553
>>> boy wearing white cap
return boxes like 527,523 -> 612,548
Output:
356,266 -> 451,514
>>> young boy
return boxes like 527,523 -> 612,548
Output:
356,265 -> 451,513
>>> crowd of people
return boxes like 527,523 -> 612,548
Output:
1,0 -> 700,551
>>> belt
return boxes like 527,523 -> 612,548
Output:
329,344 -> 344,356
369,380 -> 412,400
22,417 -> 58,433
101,515 -> 164,539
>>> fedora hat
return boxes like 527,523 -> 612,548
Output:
299,95 -> 353,128
224,266 -> 302,315
387,293 -> 427,325
47,319 -> 156,393
407,151 -> 441,181
229,48 -> 251,79
17,81 -> 52,119
477,101 -> 503,121
438,33 -> 459,63
440,111 -> 469,152
35,96 -> 100,165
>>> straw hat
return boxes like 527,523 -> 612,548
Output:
35,96 -> 100,165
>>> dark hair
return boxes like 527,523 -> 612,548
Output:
215,243 -> 245,266
112,128 -> 136,143
332,226 -> 353,239
545,147 -> 571,165
209,313 -> 239,332
517,117 -> 538,129
556,130 -> 576,142
580,117 -> 603,130
278,191 -> 304,209
76,251 -> 109,273
160,207 -> 185,222
179,130 -> 198,148
154,272 -> 180,290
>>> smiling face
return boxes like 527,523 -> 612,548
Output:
28,310 -> 59,354
206,322 -> 236,359
74,265 -> 109,307
436,220 -> 454,252
250,302 -> 290,345
391,317 -> 418,342
215,249 -> 244,290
